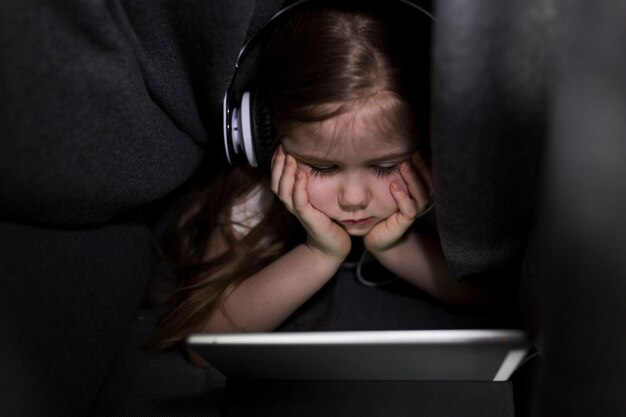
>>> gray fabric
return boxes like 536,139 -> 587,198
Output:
90,307 -> 226,417
0,0 -> 273,416
432,0 -> 550,286
433,0 -> 626,415
0,221 -> 155,417
534,0 -> 626,415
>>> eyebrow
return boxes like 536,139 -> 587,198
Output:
289,150 -> 413,165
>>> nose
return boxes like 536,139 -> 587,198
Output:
338,176 -> 370,212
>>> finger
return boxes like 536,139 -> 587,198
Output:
270,145 -> 285,194
400,161 -> 429,207
270,144 -> 281,167
390,181 -> 420,227
292,169 -> 320,221
277,154 -> 298,209
292,168 -> 310,213
292,169 -> 334,235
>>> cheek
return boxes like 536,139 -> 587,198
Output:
305,178 -> 336,212
304,173 -> 409,214
375,182 -> 395,203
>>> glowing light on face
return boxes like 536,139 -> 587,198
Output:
281,95 -> 422,236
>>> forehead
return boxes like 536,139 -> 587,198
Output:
281,96 -> 418,161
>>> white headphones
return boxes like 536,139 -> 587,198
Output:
223,91 -> 256,166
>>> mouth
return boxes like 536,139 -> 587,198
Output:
340,217 -> 376,227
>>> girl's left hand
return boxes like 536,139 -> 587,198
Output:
363,153 -> 432,254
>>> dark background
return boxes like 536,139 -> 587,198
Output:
2,0 -> 626,416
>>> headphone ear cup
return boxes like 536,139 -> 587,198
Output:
250,92 -> 276,173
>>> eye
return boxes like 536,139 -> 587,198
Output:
308,165 -> 337,177
371,164 -> 400,178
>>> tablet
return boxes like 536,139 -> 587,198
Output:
187,329 -> 529,381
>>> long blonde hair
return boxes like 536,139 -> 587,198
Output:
151,2 -> 432,349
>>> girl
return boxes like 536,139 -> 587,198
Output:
152,1 -> 493,361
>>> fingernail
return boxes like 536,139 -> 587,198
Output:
391,181 -> 400,191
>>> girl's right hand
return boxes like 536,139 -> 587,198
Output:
271,146 -> 352,262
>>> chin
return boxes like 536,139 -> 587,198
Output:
343,227 -> 372,237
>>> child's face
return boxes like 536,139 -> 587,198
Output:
281,99 -> 422,236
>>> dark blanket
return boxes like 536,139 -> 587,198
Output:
0,0 -> 278,415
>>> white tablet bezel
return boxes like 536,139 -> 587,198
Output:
188,329 -> 528,381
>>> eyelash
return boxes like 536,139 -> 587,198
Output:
308,164 -> 400,178
308,166 -> 335,177
372,165 -> 401,178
